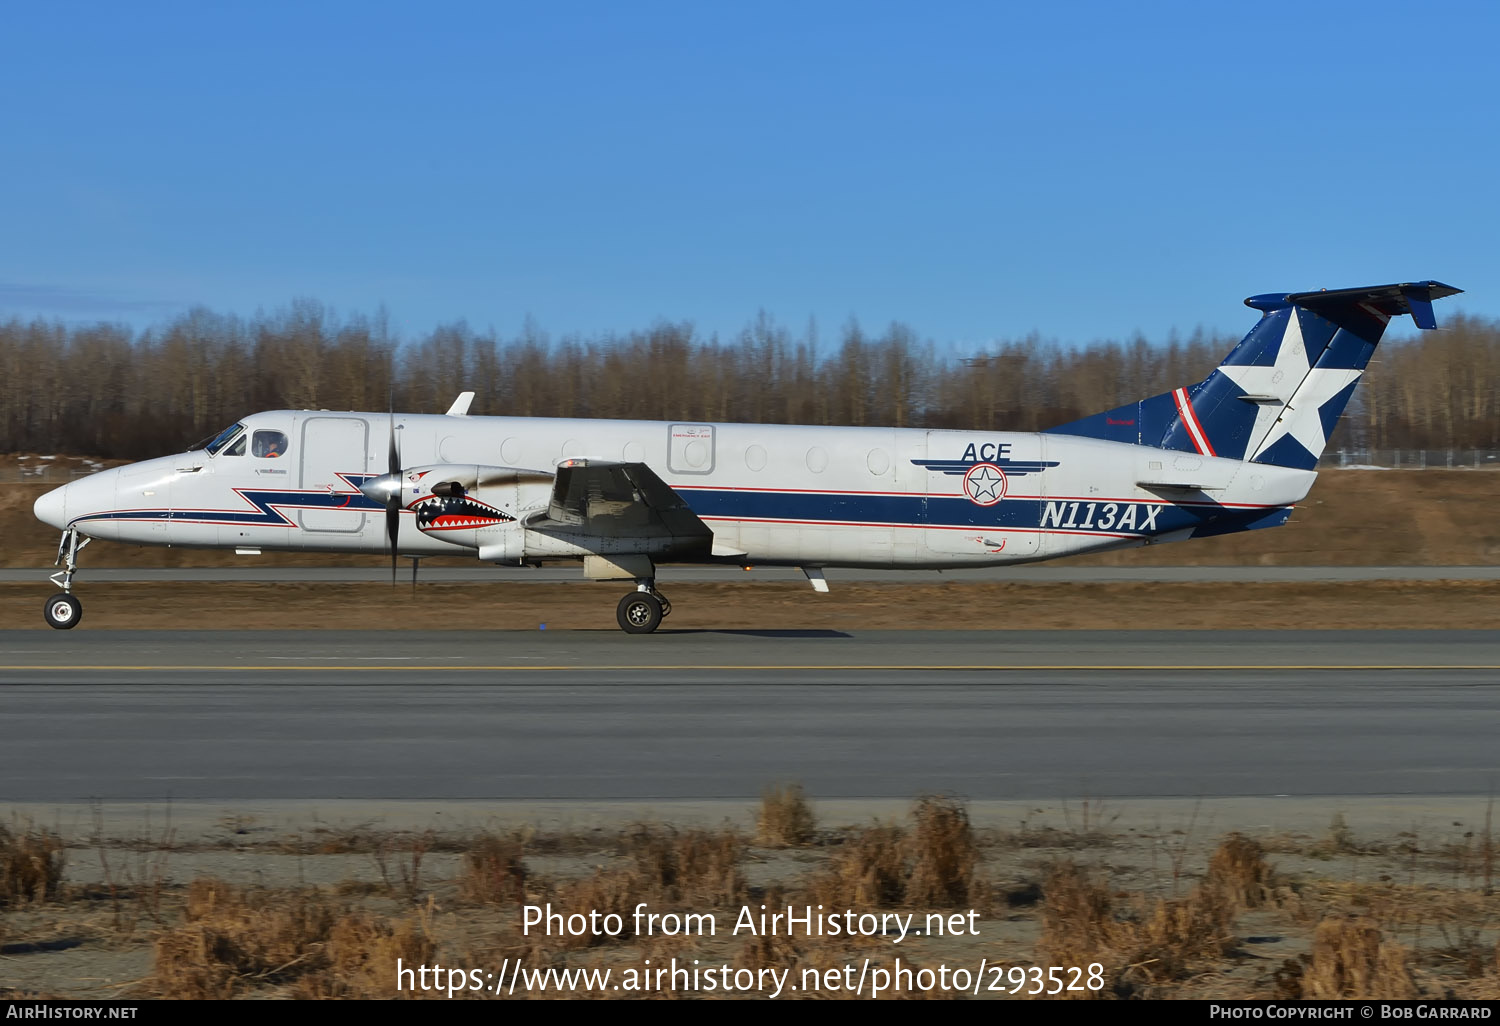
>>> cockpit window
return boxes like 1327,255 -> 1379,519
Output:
191,423 -> 247,455
223,433 -> 247,457
252,430 -> 288,458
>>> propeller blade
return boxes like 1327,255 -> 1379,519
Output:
388,412 -> 400,588
387,505 -> 400,588
388,412 -> 400,478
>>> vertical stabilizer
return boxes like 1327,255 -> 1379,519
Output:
1046,281 -> 1461,469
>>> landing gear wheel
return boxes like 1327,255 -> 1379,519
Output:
616,591 -> 664,634
43,592 -> 82,630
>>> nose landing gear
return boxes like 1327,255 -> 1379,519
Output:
615,579 -> 671,634
44,528 -> 89,630
43,592 -> 82,630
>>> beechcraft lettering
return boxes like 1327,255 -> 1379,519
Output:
31,281 -> 1460,632
1040,501 -> 1162,533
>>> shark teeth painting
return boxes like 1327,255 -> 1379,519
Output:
411,494 -> 514,532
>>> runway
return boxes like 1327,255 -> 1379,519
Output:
2,630 -> 1498,803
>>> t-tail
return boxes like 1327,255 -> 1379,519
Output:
1046,281 -> 1462,469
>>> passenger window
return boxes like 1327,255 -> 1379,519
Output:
223,433 -> 247,457
252,430 -> 288,458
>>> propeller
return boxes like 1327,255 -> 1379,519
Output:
386,412 -> 400,588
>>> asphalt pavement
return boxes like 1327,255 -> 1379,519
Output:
2,629 -> 1496,802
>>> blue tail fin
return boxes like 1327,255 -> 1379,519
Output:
1046,281 -> 1462,469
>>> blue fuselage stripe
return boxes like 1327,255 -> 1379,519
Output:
73,483 -> 1283,538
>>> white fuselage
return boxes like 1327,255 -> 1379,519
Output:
40,411 -> 1317,569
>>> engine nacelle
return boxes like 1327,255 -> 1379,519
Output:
395,464 -> 553,559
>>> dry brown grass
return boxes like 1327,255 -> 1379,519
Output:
808,824 -> 909,908
151,878 -> 434,999
547,873 -> 641,950
807,797 -> 985,909
625,825 -> 745,906
14,809 -> 1500,1001
526,826 -> 747,951
154,881 -> 335,998
757,783 -> 816,847
294,910 -> 436,999
458,832 -> 528,905
733,931 -> 805,976
907,796 -> 982,906
1038,860 -> 1236,999
1206,832 -> 1276,910
1275,918 -> 1418,1000
0,823 -> 66,906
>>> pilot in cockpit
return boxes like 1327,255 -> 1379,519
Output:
252,430 -> 287,458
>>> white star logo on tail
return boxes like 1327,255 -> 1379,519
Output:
1250,365 -> 1361,460
1214,308 -> 1358,461
1217,309 -> 1312,455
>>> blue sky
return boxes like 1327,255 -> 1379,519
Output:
1,1 -> 1492,349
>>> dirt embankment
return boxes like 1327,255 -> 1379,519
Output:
1,579 -> 1498,631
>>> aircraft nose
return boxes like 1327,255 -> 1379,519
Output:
33,484 -> 68,530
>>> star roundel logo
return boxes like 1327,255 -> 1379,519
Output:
962,462 -> 1007,506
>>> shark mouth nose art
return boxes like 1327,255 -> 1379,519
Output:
411,493 -> 514,531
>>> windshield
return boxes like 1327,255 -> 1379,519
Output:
188,422 -> 246,455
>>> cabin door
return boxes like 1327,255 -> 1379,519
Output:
298,416 -> 370,533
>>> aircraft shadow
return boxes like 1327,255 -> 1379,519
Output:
664,629 -> 852,638
0,937 -> 85,956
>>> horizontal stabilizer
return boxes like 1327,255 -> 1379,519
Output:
1265,280 -> 1461,330
1137,480 -> 1221,492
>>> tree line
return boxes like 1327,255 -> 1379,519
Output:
1,301 -> 1496,459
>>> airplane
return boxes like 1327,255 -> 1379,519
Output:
31,280 -> 1459,634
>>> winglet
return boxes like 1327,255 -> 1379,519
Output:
445,392 -> 475,417
1400,286 -> 1438,330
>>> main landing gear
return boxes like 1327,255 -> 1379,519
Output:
615,579 -> 672,634
44,528 -> 89,630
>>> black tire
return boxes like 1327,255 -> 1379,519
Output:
616,591 -> 664,634
43,592 -> 82,630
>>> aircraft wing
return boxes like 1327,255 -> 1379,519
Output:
533,459 -> 714,547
